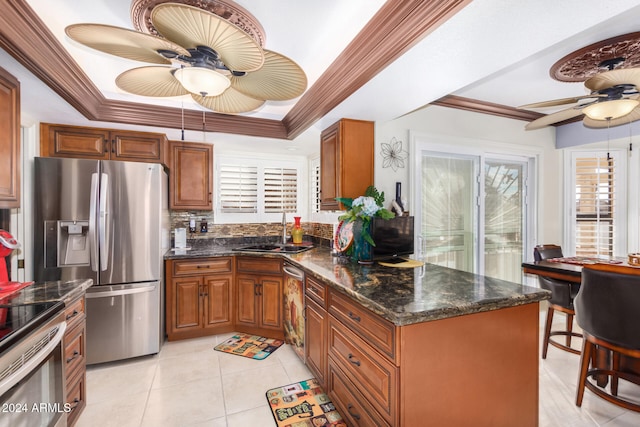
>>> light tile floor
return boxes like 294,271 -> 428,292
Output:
76,306 -> 640,426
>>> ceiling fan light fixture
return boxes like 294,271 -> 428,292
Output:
174,67 -> 230,97
583,99 -> 640,120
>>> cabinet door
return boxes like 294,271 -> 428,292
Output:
305,296 -> 327,387
0,67 -> 20,208
111,131 -> 166,163
169,141 -> 213,210
174,276 -> 203,330
236,275 -> 258,327
260,276 -> 283,330
203,274 -> 233,329
320,124 -> 339,210
41,123 -> 110,160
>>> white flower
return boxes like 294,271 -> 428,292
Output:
353,196 -> 380,217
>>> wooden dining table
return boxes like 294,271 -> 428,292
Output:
522,256 -> 640,387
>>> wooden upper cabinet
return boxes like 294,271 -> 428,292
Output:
169,140 -> 213,210
320,118 -> 374,210
40,123 -> 167,164
0,67 -> 21,208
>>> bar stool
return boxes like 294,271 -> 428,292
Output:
534,244 -> 582,358
575,263 -> 640,411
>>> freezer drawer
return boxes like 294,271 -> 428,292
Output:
85,281 -> 161,365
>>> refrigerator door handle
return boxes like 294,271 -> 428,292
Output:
86,284 -> 156,299
89,173 -> 99,272
99,173 -> 109,272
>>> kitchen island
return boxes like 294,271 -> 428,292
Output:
166,245 -> 549,426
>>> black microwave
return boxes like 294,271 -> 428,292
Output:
371,216 -> 414,259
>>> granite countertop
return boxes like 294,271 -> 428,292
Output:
165,243 -> 550,326
3,278 -> 94,305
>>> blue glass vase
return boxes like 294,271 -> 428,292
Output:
351,219 -> 373,264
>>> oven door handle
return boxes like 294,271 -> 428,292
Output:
0,321 -> 67,396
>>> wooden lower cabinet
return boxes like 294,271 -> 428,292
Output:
305,276 -> 328,388
316,283 -> 539,427
235,257 -> 283,339
166,257 -> 234,341
63,295 -> 86,427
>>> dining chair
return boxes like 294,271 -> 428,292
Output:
575,263 -> 640,412
533,244 -> 582,358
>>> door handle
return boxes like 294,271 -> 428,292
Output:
99,173 -> 109,272
89,173 -> 99,272
85,284 -> 155,298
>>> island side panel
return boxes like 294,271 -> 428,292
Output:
399,302 -> 539,427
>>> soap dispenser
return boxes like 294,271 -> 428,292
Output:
291,216 -> 304,244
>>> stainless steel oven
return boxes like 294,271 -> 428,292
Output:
0,309 -> 67,427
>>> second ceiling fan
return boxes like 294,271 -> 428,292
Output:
521,64 -> 640,130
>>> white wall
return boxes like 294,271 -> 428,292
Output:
374,105 -> 562,247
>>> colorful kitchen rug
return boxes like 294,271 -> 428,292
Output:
266,378 -> 347,427
214,333 -> 283,360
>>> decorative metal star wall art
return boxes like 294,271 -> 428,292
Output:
381,137 -> 408,171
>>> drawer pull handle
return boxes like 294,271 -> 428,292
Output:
347,404 -> 361,420
67,351 -> 80,364
196,265 -> 210,269
347,312 -> 361,322
348,353 -> 361,367
66,310 -> 80,320
70,398 -> 81,410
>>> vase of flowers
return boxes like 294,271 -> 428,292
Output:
337,186 -> 395,264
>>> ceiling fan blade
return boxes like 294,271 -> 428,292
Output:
115,66 -> 188,97
519,94 -> 606,109
583,105 -> 640,128
525,107 -> 585,130
151,3 -> 264,72
585,68 -> 640,91
65,23 -> 190,64
230,50 -> 307,100
192,89 -> 265,114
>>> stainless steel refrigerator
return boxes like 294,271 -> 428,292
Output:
33,157 -> 169,364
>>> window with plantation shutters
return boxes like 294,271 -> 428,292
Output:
216,156 -> 302,222
575,156 -> 614,256
311,160 -> 320,213
567,149 -> 626,258
219,165 -> 258,213
264,167 -> 298,213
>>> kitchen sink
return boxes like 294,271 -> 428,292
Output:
233,243 -> 313,254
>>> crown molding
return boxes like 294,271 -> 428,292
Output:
0,0 -> 545,140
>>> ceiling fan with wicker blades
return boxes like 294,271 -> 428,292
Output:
520,63 -> 640,130
65,2 -> 307,114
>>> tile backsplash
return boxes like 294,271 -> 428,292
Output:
169,211 -> 334,246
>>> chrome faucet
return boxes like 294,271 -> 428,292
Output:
282,212 -> 288,244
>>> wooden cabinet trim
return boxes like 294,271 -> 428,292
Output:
328,289 -> 396,362
172,257 -> 233,276
0,66 -> 21,208
236,256 -> 282,275
328,315 -> 397,423
305,276 -> 327,308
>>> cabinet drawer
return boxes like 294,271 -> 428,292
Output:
172,257 -> 233,276
64,296 -> 85,329
306,276 -> 327,308
64,320 -> 86,380
328,361 -> 390,427
236,257 -> 282,274
66,368 -> 86,427
328,316 -> 397,423
328,289 -> 396,361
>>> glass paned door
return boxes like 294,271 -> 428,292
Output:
484,160 -> 526,282
421,154 -> 477,272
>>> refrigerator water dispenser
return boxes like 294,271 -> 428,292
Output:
57,220 -> 90,266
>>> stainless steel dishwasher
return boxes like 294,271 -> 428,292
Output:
283,263 -> 305,361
